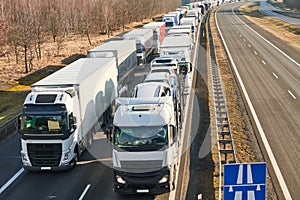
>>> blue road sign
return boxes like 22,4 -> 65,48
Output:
224,163 -> 266,200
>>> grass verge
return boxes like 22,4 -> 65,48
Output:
240,2 -> 300,50
0,65 -> 64,126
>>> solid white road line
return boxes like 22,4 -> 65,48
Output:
78,184 -> 91,200
0,168 -> 24,194
216,6 -> 293,200
288,90 -> 297,100
272,73 -> 279,79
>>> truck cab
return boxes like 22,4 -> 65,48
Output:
133,82 -> 172,99
112,97 -> 180,194
144,72 -> 174,88
19,88 -> 81,170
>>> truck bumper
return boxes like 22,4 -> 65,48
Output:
23,164 -> 73,171
23,156 -> 76,171
113,167 -> 171,195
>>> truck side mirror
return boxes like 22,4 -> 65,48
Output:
189,64 -> 193,73
73,116 -> 77,124
69,114 -> 77,131
17,115 -> 22,130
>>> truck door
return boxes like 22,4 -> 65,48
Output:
169,125 -> 179,162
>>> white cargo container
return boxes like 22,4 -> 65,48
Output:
19,58 -> 118,171
180,17 -> 196,33
123,28 -> 154,64
162,13 -> 179,31
87,40 -> 137,95
143,22 -> 166,54
167,28 -> 195,43
160,36 -> 193,74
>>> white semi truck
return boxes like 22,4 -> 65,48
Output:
160,36 -> 193,75
143,22 -> 166,54
112,97 -> 180,194
123,28 -> 153,64
87,40 -> 137,96
19,58 -> 118,171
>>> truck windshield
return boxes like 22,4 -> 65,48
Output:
136,44 -> 144,53
165,22 -> 174,27
115,125 -> 168,151
21,114 -> 67,132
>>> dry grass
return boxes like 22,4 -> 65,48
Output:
240,2 -> 300,50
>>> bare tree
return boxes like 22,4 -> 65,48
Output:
0,18 -> 8,53
102,0 -> 114,38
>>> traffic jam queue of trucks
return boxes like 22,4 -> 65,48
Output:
18,0 -> 209,195
112,1 -> 209,194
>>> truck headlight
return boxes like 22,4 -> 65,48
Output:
21,152 -> 28,162
116,175 -> 126,184
158,175 -> 169,184
63,149 -> 71,162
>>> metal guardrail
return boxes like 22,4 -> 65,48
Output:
0,114 -> 20,142
207,9 -> 236,200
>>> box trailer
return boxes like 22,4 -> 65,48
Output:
123,28 -> 154,64
87,40 -> 137,95
160,36 -> 193,75
143,22 -> 166,54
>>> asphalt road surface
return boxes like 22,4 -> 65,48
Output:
216,3 -> 300,200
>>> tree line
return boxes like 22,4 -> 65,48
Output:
0,0 -> 180,73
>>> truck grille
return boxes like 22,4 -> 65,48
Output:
120,160 -> 162,173
27,143 -> 62,167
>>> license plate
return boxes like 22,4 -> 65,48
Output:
137,189 -> 149,193
41,167 -> 51,170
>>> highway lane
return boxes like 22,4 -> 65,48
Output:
216,3 -> 300,199
0,134 -> 22,193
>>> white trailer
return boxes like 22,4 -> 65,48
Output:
187,9 -> 200,25
180,17 -> 196,33
169,25 -> 195,43
19,58 -> 118,171
123,28 -> 153,64
160,36 -> 193,74
112,97 -> 180,194
167,28 -> 195,43
143,22 -> 166,54
162,13 -> 179,31
87,40 -> 137,95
